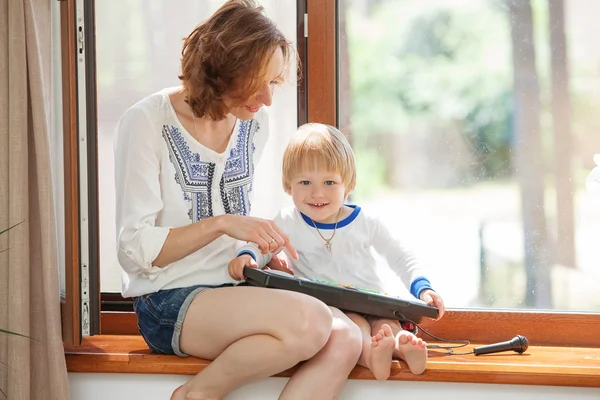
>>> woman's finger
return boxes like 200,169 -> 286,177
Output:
265,222 -> 286,247
271,223 -> 298,260
257,227 -> 284,254
260,222 -> 285,247
265,235 -> 282,254
252,230 -> 272,254
266,230 -> 286,251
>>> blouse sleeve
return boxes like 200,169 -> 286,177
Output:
113,105 -> 172,280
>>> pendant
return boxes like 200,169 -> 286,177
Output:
325,241 -> 332,252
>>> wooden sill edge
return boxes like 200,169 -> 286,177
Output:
64,335 -> 600,388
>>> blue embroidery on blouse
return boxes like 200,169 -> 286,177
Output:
220,120 -> 258,216
162,125 -> 213,221
224,120 -> 254,182
162,119 -> 260,222
162,125 -> 211,189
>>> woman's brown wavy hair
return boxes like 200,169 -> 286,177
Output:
179,0 -> 294,120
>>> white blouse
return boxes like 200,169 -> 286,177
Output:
114,87 -> 269,297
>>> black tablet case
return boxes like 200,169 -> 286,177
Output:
243,267 -> 438,323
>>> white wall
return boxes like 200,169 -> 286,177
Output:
69,373 -> 600,400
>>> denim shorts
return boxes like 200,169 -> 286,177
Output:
133,284 -> 234,357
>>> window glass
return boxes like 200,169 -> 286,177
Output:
338,0 -> 600,310
96,0 -> 297,292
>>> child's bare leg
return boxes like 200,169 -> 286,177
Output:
371,319 -> 428,375
346,313 -> 395,380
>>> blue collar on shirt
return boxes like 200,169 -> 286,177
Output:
300,205 -> 361,230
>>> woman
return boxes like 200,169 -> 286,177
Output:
113,1 -> 362,399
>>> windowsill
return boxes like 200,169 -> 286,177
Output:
64,335 -> 600,387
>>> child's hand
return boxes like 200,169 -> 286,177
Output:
267,253 -> 294,275
420,289 -> 445,320
228,254 -> 258,281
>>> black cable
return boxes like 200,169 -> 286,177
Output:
397,313 -> 474,356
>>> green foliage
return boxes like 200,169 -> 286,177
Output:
351,146 -> 387,201
346,0 -> 514,183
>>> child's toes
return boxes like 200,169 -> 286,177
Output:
381,324 -> 393,337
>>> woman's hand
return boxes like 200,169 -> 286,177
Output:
219,215 -> 298,259
420,289 -> 445,320
228,254 -> 258,281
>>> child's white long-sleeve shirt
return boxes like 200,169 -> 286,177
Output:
238,206 -> 433,299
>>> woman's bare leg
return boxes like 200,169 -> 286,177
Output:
346,313 -> 395,381
172,286 -> 333,400
279,308 -> 362,400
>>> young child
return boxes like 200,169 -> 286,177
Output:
228,123 -> 445,379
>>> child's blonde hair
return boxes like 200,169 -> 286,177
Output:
282,123 -> 356,193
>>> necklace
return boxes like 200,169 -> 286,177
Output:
309,208 -> 342,252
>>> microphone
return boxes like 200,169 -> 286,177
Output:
473,335 -> 529,356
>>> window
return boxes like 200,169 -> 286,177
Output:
58,0 -> 303,342
59,0 -> 599,345
95,0 -> 299,295
337,0 -> 600,311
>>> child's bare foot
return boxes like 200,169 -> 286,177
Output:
366,323 -> 396,380
394,330 -> 427,375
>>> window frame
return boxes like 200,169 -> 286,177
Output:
60,0 -> 82,347
60,0 -> 102,346
61,0 -> 600,347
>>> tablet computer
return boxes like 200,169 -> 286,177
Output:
243,267 -> 439,323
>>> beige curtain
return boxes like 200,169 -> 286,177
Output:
0,0 -> 70,399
